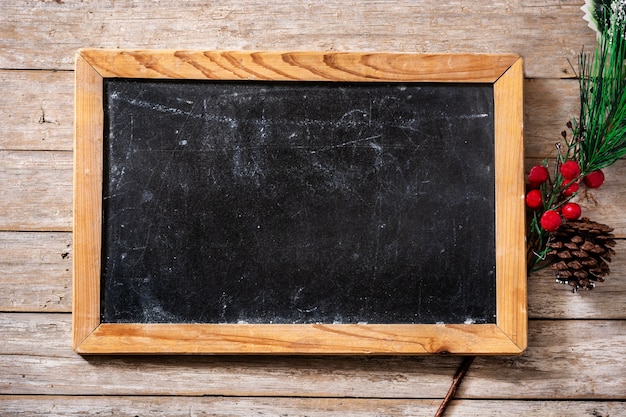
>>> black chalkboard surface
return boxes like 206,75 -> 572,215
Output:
101,79 -> 496,325
73,50 -> 526,355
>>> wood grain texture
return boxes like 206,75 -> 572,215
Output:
0,396 -> 442,417
1,396 -> 624,417
3,313 -> 626,399
0,0 -> 595,79
79,49 -> 519,82
72,54 -> 103,350
0,232 -> 71,312
524,78 -> 582,158
0,70 -> 74,151
529,244 -> 626,318
76,323 -> 521,355
0,151 -> 72,231
494,58 -> 527,351
465,319 -> 626,400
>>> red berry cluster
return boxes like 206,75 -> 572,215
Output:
525,161 -> 605,232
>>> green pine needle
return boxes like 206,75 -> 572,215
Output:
572,10 -> 626,173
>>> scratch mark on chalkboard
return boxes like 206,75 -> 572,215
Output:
141,190 -> 154,203
312,135 -> 382,153
232,146 -> 267,186
132,283 -> 178,323
110,92 -> 199,119
338,108 -> 369,126
292,287 -> 319,314
175,100 -> 197,142
123,114 -> 136,163
458,113 -> 489,119
219,292 -> 233,322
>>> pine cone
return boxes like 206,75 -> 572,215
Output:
547,217 -> 616,292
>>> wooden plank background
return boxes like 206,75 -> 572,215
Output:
0,0 -> 624,415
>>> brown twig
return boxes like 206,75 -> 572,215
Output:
434,356 -> 475,417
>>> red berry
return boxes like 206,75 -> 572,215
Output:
559,160 -> 581,180
527,165 -> 549,187
525,189 -> 543,210
540,210 -> 562,232
562,202 -> 582,220
562,181 -> 579,197
584,169 -> 605,188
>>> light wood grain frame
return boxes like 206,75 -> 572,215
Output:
74,50 -> 526,355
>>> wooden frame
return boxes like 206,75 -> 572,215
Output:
74,50 -> 526,355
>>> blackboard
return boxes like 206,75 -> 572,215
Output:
73,50 -> 527,354
101,79 -> 496,325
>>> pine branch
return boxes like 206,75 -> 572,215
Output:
573,7 -> 626,172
